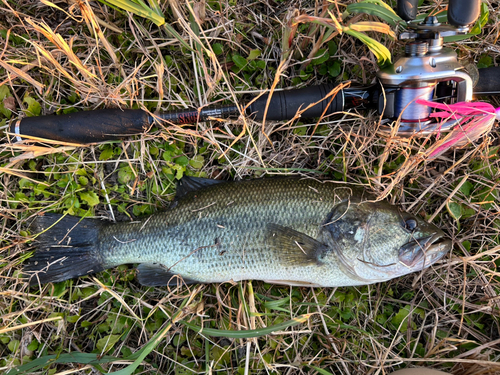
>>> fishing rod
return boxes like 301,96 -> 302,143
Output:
7,0 -> 500,144
9,84 -> 382,143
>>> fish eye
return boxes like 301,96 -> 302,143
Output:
402,218 -> 418,232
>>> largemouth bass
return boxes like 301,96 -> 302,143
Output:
25,177 -> 451,287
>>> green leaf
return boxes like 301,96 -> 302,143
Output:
0,335 -> 10,344
50,282 -> 68,298
328,60 -> 341,77
106,297 -> 193,375
262,296 -> 291,313
118,166 -> 134,184
181,313 -> 312,338
6,353 -> 120,375
96,334 -> 121,353
212,43 -> 223,56
79,191 -> 100,207
98,0 -> 164,25
469,3 -> 489,35
23,95 -> 41,117
79,176 -> 89,186
248,49 -> 261,60
346,1 -> 403,26
318,64 -> 328,76
477,55 -> 493,69
391,305 -> 414,332
66,315 -> 80,323
175,156 -> 189,167
312,48 -> 330,66
328,40 -> 338,56
163,25 -> 193,52
189,155 -> 204,169
462,240 -> 471,251
459,181 -> 474,197
172,164 -> 185,180
121,346 -> 133,357
474,188 -> 497,210
8,339 -> 20,353
132,204 -> 152,216
0,103 -> 11,118
443,33 -> 478,43
343,28 -> 391,66
0,85 -> 13,118
446,201 -> 462,221
232,54 -> 247,69
210,345 -> 232,367
0,84 -> 11,100
96,0 -> 192,51
146,0 -> 164,19
100,146 -> 115,161
310,366 -> 335,375
26,340 -> 39,351
415,11 -> 447,24
479,2 -> 489,28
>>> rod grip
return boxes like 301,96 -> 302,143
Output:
448,0 -> 481,27
246,84 -> 344,121
11,109 -> 150,143
397,0 -> 418,21
474,67 -> 500,95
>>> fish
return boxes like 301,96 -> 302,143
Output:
24,177 -> 452,287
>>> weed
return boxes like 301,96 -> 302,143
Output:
1,0 -> 499,374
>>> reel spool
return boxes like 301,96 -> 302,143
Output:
395,85 -> 435,122
376,16 -> 473,135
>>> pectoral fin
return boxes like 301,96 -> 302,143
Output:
137,263 -> 200,286
265,224 -> 328,267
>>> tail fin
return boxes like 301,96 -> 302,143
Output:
25,214 -> 105,285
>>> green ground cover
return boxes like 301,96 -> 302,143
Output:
0,0 -> 499,374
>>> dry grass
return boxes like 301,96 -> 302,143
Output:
1,0 -> 500,374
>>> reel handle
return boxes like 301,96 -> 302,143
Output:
448,0 -> 481,27
397,0 -> 481,26
397,0 -> 418,21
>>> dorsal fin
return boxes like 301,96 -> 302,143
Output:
175,176 -> 226,200
265,224 -> 328,267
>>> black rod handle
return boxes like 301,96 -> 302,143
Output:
474,67 -> 500,95
11,109 -> 150,144
246,84 -> 344,121
448,0 -> 481,27
9,83 -> 354,144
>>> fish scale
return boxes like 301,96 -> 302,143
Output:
25,177 -> 452,287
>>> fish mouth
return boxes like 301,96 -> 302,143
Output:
398,233 -> 452,268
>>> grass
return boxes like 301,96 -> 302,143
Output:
1,0 -> 500,374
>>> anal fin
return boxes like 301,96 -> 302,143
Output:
137,263 -> 200,287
